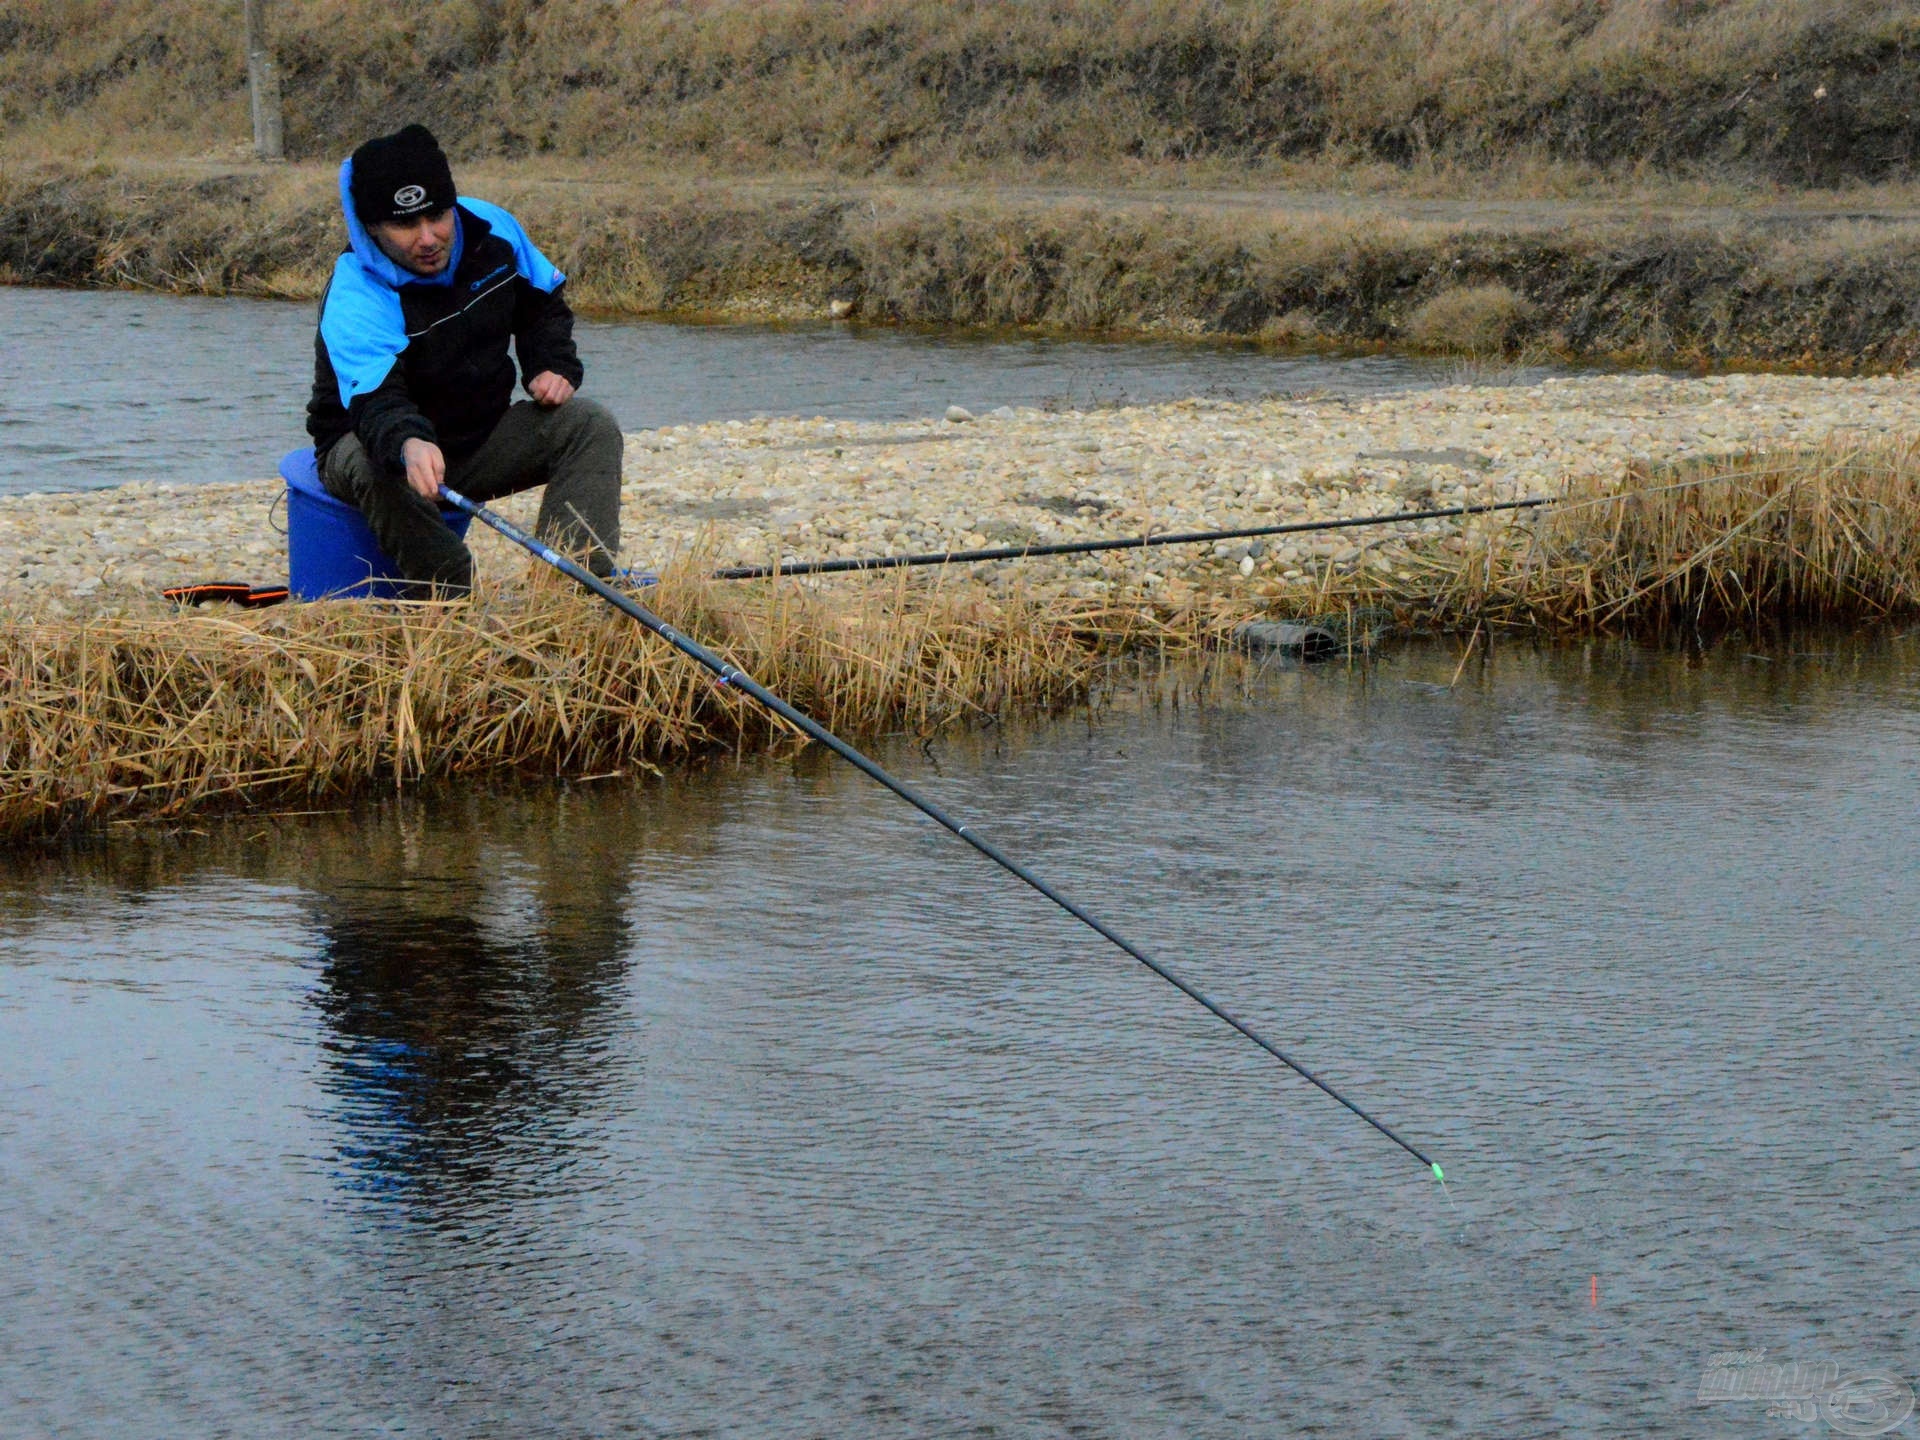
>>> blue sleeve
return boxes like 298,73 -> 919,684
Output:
458,197 -> 567,293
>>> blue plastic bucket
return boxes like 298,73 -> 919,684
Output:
281,447 -> 471,600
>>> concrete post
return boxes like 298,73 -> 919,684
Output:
243,0 -> 285,161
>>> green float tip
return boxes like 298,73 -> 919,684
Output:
1431,1162 -> 1445,1183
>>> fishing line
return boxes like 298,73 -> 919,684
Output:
442,484 -> 1446,1182
712,495 -> 1555,580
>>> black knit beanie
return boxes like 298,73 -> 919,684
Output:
349,124 -> 457,224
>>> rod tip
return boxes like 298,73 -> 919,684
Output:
1431,1162 -> 1445,1183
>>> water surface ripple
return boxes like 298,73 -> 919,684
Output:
2,640 -> 1916,1436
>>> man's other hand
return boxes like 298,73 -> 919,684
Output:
401,437 -> 447,499
527,371 -> 576,408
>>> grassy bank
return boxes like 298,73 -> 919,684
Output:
9,161 -> 1920,368
8,439 -> 1920,845
4,1 -> 1919,187
0,560 -> 1151,844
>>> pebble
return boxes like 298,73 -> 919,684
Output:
5,370 -> 1919,612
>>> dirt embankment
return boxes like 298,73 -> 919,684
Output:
8,161 -> 1920,370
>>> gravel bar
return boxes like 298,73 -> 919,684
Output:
6,370 -> 1919,616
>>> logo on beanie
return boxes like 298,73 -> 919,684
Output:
393,184 -> 427,210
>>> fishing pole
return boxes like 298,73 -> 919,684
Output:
713,495 -> 1555,580
442,483 -> 1446,1183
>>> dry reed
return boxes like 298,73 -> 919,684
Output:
1315,439 -> 1920,635
0,559 -> 1150,845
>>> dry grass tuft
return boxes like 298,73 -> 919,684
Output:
1315,439 -> 1920,635
0,559 -> 1167,844
1404,283 -> 1538,355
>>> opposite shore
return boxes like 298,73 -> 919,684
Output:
9,161 -> 1920,373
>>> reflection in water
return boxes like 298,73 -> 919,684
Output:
305,804 -> 637,1211
2,636 -> 1918,1436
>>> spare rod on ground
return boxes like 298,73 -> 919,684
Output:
441,484 -> 1445,1182
712,495 -> 1555,580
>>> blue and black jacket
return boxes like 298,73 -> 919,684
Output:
306,158 -> 583,473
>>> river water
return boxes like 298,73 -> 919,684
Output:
3,637 -> 1916,1437
0,284 -> 1494,497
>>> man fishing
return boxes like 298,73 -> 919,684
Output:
306,123 -> 621,595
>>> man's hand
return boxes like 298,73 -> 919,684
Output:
527,370 -> 576,408
400,437 -> 446,500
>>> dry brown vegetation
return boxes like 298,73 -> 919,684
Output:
1404,283 -> 1540,357
0,558 -> 1157,844
1319,437 -> 1920,634
4,0 -> 1918,185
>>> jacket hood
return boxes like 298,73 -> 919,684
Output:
337,157 -> 461,290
